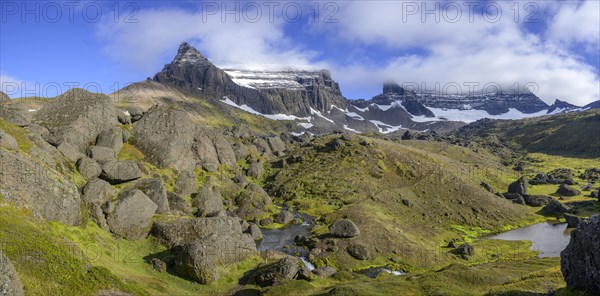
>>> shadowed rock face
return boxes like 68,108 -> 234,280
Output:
153,42 -> 347,117
561,214 -> 600,294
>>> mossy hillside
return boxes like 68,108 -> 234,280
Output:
267,135 -> 540,270
0,203 -> 145,296
262,258 -> 577,296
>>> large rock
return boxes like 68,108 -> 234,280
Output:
57,142 -> 84,162
82,178 -> 115,230
132,106 -> 195,172
347,244 -> 370,260
136,178 -> 170,214
556,184 -> 581,197
100,160 -> 141,184
0,149 -> 81,225
329,219 -> 360,238
274,210 -> 294,225
34,88 -> 118,152
192,185 -> 223,217
174,170 -> 197,197
193,133 -> 219,172
170,216 -> 256,284
540,199 -> 571,216
247,161 -> 264,179
267,136 -> 286,155
0,129 -> 19,151
153,216 -> 250,248
508,177 -> 528,195
87,146 -> 116,162
106,189 -> 158,240
0,250 -> 25,296
76,157 -> 102,180
213,134 -> 236,167
250,257 -> 302,287
235,183 -> 273,221
167,192 -> 193,216
564,213 -> 583,228
561,214 -> 600,294
523,195 -> 553,207
96,127 -> 124,156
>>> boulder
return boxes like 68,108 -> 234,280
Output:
250,257 -> 302,287
556,184 -> 581,197
267,136 -> 286,155
0,129 -> 18,151
57,142 -> 84,162
174,170 -> 197,198
116,109 -> 132,125
171,217 -> 256,284
456,243 -> 475,259
150,258 -> 167,273
235,184 -> 273,221
540,199 -> 571,216
347,244 -> 370,260
193,133 -> 219,172
213,134 -> 236,167
132,106 -> 195,171
96,127 -> 124,155
136,178 -> 170,214
106,189 -> 158,240
246,223 -> 263,240
329,219 -> 360,238
508,177 -> 528,195
167,192 -> 193,215
274,210 -> 294,225
76,157 -> 102,179
313,266 -> 337,277
0,149 -> 81,225
192,185 -> 223,217
523,195 -> 553,207
564,213 -> 583,228
561,215 -> 600,294
253,138 -> 272,155
87,146 -> 116,162
247,161 -> 264,179
232,143 -> 251,161
0,250 -> 25,296
100,160 -> 141,184
34,88 -> 118,152
82,178 -> 116,230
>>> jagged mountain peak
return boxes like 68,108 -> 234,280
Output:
547,99 -> 580,114
172,42 -> 208,64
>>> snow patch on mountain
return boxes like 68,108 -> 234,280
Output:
410,106 -> 549,123
221,97 -> 311,121
224,69 -> 323,90
369,120 -> 403,134
343,125 -> 360,133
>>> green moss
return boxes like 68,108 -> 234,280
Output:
450,225 -> 492,243
0,118 -> 33,153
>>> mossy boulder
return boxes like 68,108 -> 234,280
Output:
106,189 -> 158,240
329,219 -> 360,238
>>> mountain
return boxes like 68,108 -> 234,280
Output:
583,100 -> 600,110
150,43 -> 594,135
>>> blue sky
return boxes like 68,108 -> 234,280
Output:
1,0 -> 599,105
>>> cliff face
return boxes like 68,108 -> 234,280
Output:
153,43 -> 347,117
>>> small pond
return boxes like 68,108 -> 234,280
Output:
489,222 -> 572,257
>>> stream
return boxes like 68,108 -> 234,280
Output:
489,222 -> 572,257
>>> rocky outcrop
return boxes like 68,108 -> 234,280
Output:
106,189 -> 158,240
169,216 -> 256,284
100,160 -> 141,184
132,106 -> 195,172
0,129 -> 18,151
192,184 -> 223,217
34,88 -> 118,152
136,178 -> 170,214
0,250 -> 24,296
329,219 -> 360,238
561,214 -> 600,294
508,177 -> 528,195
556,184 -> 580,196
249,257 -> 302,287
0,149 -> 82,225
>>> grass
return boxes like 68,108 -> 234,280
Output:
0,117 -> 33,153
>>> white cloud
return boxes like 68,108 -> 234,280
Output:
547,1 -> 600,49
96,7 -> 324,73
320,1 -> 599,105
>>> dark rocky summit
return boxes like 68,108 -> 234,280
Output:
561,214 -> 600,294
